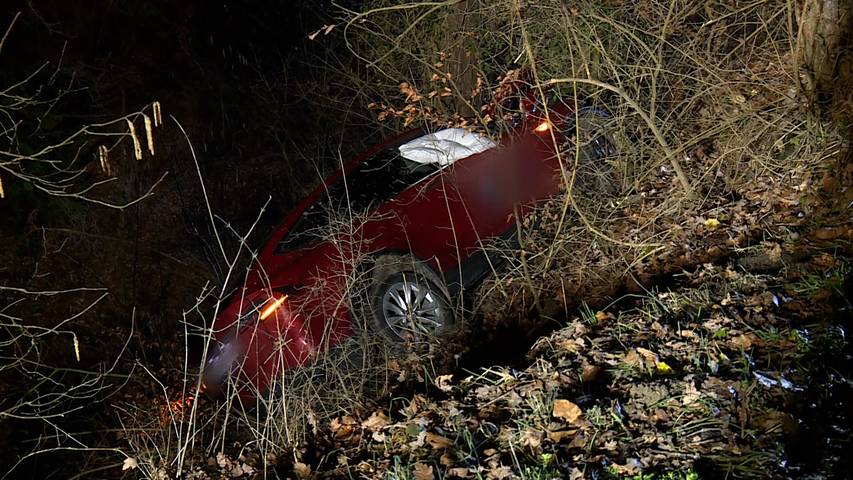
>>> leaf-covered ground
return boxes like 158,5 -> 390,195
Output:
179,221 -> 851,480
309,261 -> 847,479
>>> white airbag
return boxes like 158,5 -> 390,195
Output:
399,128 -> 496,166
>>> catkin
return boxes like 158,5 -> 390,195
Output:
144,114 -> 155,156
126,119 -> 143,160
98,145 -> 110,174
152,101 -> 162,127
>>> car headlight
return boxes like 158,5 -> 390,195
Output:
259,295 -> 288,321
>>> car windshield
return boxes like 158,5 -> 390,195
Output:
276,142 -> 439,252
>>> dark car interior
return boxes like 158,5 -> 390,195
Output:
275,143 -> 441,252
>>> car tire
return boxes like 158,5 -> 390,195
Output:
356,254 -> 455,347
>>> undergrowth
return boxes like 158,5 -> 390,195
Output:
1,0 -> 850,478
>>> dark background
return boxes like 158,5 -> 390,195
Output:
0,2 -> 383,477
1,0 -> 380,229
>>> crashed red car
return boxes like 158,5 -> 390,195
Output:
202,92 -> 617,397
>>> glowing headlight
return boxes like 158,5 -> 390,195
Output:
534,120 -> 552,133
259,295 -> 288,321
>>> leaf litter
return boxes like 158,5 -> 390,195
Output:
279,243 -> 850,479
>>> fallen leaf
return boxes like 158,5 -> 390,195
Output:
426,432 -> 453,449
623,350 -> 642,367
547,429 -> 576,442
361,411 -> 390,431
610,459 -> 643,475
682,381 -> 702,406
704,218 -> 721,230
434,374 -> 454,392
412,462 -> 434,480
330,417 -> 355,439
122,457 -> 138,471
486,465 -> 512,479
730,334 -> 755,350
521,429 -> 543,448
448,467 -> 471,478
560,339 -> 584,352
231,465 -> 246,477
240,463 -> 255,476
552,399 -> 583,423
294,462 -> 312,479
636,347 -> 658,364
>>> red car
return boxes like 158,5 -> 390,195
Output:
202,92 -> 616,397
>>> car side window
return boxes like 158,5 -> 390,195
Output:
275,145 -> 438,252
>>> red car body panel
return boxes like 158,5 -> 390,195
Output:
205,99 -> 580,396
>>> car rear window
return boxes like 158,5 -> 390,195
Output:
275,141 -> 438,252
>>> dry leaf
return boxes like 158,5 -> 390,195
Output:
361,411 -> 390,431
434,374 -> 454,392
307,25 -> 335,40
704,218 -> 721,230
330,416 -> 355,439
623,350 -> 642,367
547,429 -> 576,442
730,334 -> 756,350
636,347 -> 658,364
521,429 -> 543,448
426,432 -> 453,449
122,457 -> 138,471
486,465 -> 512,479
307,409 -> 319,435
294,461 -> 312,478
553,399 -> 583,423
412,462 -> 434,480
448,467 -> 471,478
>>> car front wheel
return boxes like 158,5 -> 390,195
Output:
361,254 -> 455,346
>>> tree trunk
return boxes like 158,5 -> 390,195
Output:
797,0 -> 853,128
443,0 -> 479,116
